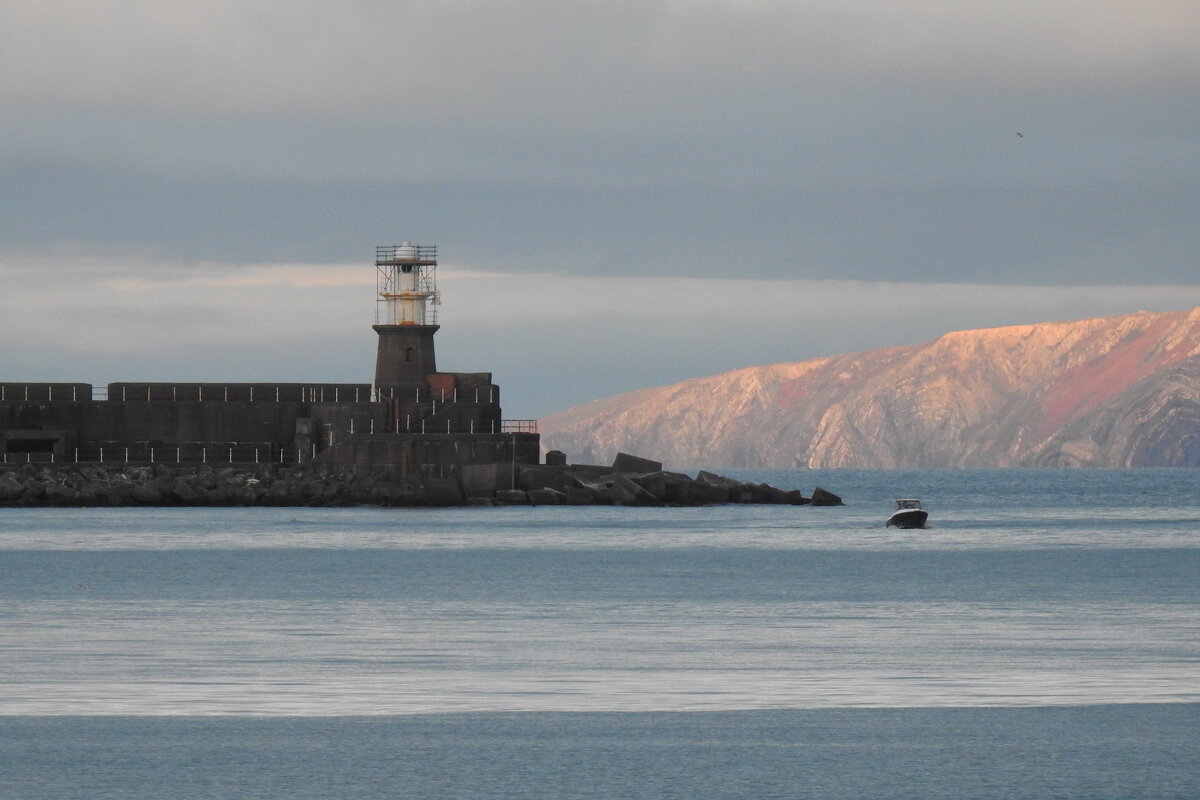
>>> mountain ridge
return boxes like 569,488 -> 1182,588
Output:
539,307 -> 1200,468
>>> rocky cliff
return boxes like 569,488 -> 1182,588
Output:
540,307 -> 1200,468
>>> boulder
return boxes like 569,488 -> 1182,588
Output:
79,465 -> 107,483
264,479 -> 303,506
0,474 -> 25,502
169,478 -> 204,505
43,482 -> 78,505
205,485 -> 233,506
97,482 -> 137,506
193,467 -> 220,491
131,483 -> 165,505
125,466 -> 155,482
495,489 -> 529,505
809,486 -> 844,506
21,478 -> 47,503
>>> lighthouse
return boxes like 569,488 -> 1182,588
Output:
373,242 -> 440,394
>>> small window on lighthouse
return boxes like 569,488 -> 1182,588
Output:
405,347 -> 414,363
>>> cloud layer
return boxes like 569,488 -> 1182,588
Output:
2,2 -> 1198,413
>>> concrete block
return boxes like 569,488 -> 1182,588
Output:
461,463 -> 514,497
423,477 -> 464,506
696,470 -> 742,490
632,471 -> 667,500
563,485 -> 599,505
526,487 -> 565,505
612,452 -> 662,474
517,467 -> 570,493
610,474 -> 662,506
563,464 -> 617,481
675,478 -> 729,505
783,489 -> 810,505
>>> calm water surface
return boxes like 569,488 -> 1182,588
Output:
2,468 -> 1198,798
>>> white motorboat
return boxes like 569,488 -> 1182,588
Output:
886,498 -> 928,529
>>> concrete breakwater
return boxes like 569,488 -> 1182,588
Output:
0,455 -> 843,508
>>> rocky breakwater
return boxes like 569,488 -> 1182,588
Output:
465,452 -> 843,507
0,453 -> 842,509
0,463 -> 462,508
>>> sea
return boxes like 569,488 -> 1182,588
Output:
1,468 -> 1197,800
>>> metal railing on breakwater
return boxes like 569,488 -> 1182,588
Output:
2,446 -> 305,466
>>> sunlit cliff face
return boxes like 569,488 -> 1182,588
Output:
540,308 -> 1200,470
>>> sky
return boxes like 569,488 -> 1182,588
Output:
2,1 -> 1199,418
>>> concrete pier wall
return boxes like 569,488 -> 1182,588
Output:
0,376 -> 536,480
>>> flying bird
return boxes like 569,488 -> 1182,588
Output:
1016,132 -> 1024,137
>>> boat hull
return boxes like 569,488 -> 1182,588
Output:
886,509 -> 929,529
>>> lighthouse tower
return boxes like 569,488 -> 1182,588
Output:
373,242 -> 440,394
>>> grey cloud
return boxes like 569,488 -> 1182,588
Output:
4,1 -> 1196,121
3,168 -> 1196,285
0,1 -> 1197,296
